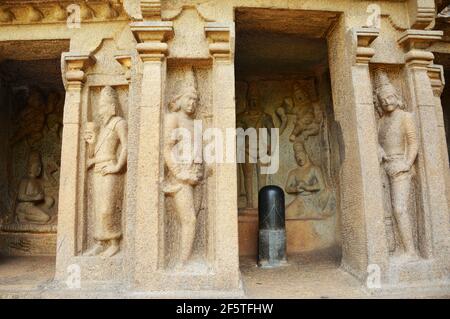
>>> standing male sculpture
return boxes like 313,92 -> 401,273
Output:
375,70 -> 419,260
84,86 -> 127,258
163,79 -> 204,268
236,82 -> 275,208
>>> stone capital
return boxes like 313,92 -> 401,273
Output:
398,30 -> 442,67
205,23 -> 231,61
130,21 -> 174,61
398,29 -> 443,50
63,53 -> 96,87
353,27 -> 379,65
115,54 -> 132,82
427,64 -> 445,97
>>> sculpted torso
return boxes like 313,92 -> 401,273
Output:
94,117 -> 125,161
285,166 -> 322,195
378,109 -> 415,158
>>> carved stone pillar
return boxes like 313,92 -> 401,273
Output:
341,28 -> 390,280
428,64 -> 450,211
205,23 -> 240,289
55,53 -> 94,279
398,30 -> 450,261
130,21 -> 173,286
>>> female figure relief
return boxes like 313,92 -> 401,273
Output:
163,83 -> 204,268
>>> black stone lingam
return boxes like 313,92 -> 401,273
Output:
258,185 -> 287,268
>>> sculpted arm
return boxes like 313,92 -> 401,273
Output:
404,113 -> 418,168
276,107 -> 288,135
17,180 -> 30,202
163,114 -> 182,176
17,180 -> 43,201
115,120 -> 128,172
285,171 -> 299,194
304,167 -> 324,192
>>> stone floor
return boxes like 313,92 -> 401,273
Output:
240,249 -> 368,298
0,255 -> 55,297
0,252 -> 449,298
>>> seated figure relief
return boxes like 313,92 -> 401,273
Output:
15,151 -> 54,224
2,88 -> 63,232
285,142 -> 335,220
84,86 -> 127,258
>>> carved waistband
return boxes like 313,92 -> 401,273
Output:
92,156 -> 116,165
384,154 -> 405,161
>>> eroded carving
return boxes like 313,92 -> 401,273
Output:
276,82 -> 322,143
10,88 -> 47,146
285,142 -> 335,220
1,86 -> 63,235
374,69 -> 419,261
15,151 -> 54,224
237,82 -> 275,209
84,86 -> 127,258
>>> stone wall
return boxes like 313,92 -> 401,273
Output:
0,0 -> 448,296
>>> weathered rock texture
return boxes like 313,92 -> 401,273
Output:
0,0 -> 449,298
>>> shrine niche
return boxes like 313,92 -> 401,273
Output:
0,59 -> 65,256
236,79 -> 337,219
234,12 -> 342,259
236,76 -> 340,256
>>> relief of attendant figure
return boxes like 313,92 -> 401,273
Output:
285,142 -> 335,220
84,86 -> 127,258
375,70 -> 419,261
275,83 -> 321,143
15,151 -> 54,224
236,82 -> 275,208
163,84 -> 204,268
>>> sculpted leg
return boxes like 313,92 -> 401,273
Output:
173,185 -> 197,266
391,177 -> 418,259
22,205 -> 51,224
43,196 -> 55,209
85,242 -> 105,256
101,239 -> 120,257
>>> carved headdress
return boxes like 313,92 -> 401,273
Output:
100,86 -> 119,117
168,67 -> 198,112
374,69 -> 396,97
373,68 -> 405,115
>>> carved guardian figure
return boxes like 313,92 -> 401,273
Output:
375,69 -> 419,261
84,86 -> 127,258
